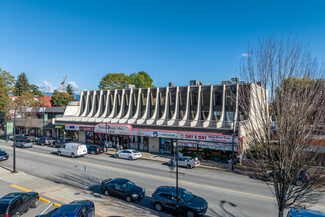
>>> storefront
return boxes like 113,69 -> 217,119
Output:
132,128 -> 241,161
94,123 -> 133,149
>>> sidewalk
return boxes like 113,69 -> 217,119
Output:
105,148 -> 252,175
0,166 -> 169,217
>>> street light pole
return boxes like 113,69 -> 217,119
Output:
231,110 -> 236,171
13,96 -> 29,173
175,142 -> 179,217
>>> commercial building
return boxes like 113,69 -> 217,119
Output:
54,79 -> 265,161
15,107 -> 66,137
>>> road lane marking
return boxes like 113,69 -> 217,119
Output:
0,185 -> 10,190
10,184 -> 32,192
39,202 -> 54,216
2,144 -> 325,209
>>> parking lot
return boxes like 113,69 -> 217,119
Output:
0,179 -> 58,217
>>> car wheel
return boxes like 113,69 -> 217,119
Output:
187,164 -> 192,169
186,209 -> 195,217
296,180 -> 303,186
154,202 -> 163,212
104,190 -> 110,196
91,151 -> 95,155
126,196 -> 132,202
129,156 -> 133,160
14,212 -> 21,217
71,153 -> 75,158
116,154 -> 119,158
58,151 -> 61,156
32,199 -> 39,208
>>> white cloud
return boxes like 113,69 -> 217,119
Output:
38,81 -> 58,93
241,53 -> 250,57
68,81 -> 80,92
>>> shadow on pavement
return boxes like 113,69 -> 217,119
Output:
53,172 -> 169,216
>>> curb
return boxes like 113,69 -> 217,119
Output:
39,197 -> 61,207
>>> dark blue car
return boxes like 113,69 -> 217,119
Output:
52,200 -> 95,217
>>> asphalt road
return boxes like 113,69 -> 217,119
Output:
0,140 -> 324,217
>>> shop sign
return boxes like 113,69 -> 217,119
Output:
80,127 -> 94,131
177,140 -> 198,148
133,129 -> 237,143
95,123 -> 132,136
66,125 -> 80,131
198,142 -> 238,151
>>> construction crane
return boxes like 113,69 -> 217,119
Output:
61,75 -> 68,92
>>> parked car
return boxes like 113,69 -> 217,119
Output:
52,138 -> 69,148
57,143 -> 87,158
86,144 -> 104,155
267,169 -> 310,186
0,192 -> 39,217
287,207 -> 325,217
9,134 -> 24,141
100,178 -> 145,202
34,137 -> 53,146
152,186 -> 208,217
168,157 -> 200,169
0,149 -> 9,161
15,140 -> 33,148
15,135 -> 36,142
114,149 -> 142,160
52,200 -> 95,217
0,133 -> 11,140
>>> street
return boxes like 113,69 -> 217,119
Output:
0,140 -> 324,217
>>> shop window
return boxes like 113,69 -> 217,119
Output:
86,132 -> 94,143
129,136 -> 138,149
160,138 -> 172,154
94,133 -> 102,145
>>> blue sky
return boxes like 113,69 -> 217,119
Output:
0,0 -> 324,93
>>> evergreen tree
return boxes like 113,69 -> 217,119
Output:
66,83 -> 74,96
14,73 -> 30,96
30,84 -> 43,96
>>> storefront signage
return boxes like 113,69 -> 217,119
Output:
177,140 -> 198,148
94,123 -> 133,136
133,129 -> 238,143
66,125 -> 80,131
81,127 -> 94,131
198,142 -> 238,151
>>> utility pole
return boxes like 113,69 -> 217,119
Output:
13,96 -> 29,173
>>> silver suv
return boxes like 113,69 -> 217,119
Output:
168,156 -> 200,169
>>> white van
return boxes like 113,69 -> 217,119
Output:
57,142 -> 87,158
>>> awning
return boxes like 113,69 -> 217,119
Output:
177,140 -> 198,147
198,141 -> 238,151
43,123 -> 56,130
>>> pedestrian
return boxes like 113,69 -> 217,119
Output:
104,140 -> 109,152
116,143 -> 120,151
108,140 -> 112,148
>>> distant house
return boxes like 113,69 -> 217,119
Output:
9,96 -> 52,107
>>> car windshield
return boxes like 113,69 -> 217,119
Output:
0,203 -> 9,214
122,181 -> 135,190
179,190 -> 195,203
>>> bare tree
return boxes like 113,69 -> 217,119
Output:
238,36 -> 325,217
